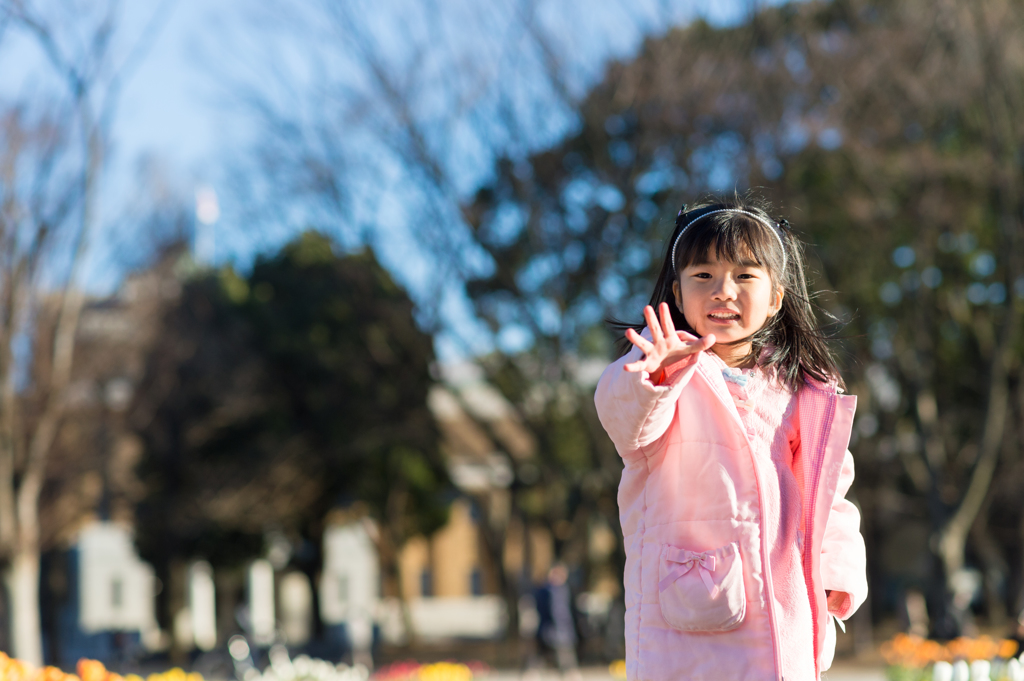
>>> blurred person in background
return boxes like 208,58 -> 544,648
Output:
529,563 -> 581,681
1008,607 -> 1024,653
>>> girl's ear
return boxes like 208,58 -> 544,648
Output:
769,287 -> 785,316
672,279 -> 684,312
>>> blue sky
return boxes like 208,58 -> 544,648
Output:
113,0 -> 758,171
1,0 -> 783,358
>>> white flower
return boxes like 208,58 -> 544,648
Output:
1007,658 -> 1024,681
968,659 -> 990,681
932,661 -> 953,681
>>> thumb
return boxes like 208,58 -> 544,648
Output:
700,334 -> 716,350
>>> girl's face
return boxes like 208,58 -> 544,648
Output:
672,254 -> 783,365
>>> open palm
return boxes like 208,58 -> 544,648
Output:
624,303 -> 716,376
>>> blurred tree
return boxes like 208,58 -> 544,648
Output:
0,0 -> 172,661
464,0 -> 1024,637
129,232 -> 449,639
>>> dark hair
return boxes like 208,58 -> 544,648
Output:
615,193 -> 844,391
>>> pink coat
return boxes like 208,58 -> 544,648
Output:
594,343 -> 867,680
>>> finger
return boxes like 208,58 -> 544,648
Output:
659,302 -> 677,339
679,333 -> 715,355
624,327 -> 654,355
623,359 -> 648,373
643,305 -> 663,340
623,353 -> 653,373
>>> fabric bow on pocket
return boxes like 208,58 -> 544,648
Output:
657,541 -> 746,632
659,548 -> 720,598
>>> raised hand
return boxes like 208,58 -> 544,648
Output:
623,303 -> 715,378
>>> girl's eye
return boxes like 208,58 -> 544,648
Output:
693,272 -> 711,279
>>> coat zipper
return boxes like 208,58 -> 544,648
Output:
698,365 -> 785,680
803,391 -> 838,674
743,426 -> 785,681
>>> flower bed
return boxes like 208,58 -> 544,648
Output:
254,651 -> 370,681
881,634 -> 1023,681
371,661 -> 488,681
0,655 -> 205,681
0,654 -> 491,681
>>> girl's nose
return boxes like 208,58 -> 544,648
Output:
712,277 -> 738,300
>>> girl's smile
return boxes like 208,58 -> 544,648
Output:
707,308 -> 742,323
672,256 -> 783,366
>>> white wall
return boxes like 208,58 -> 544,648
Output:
378,596 -> 506,643
78,522 -> 157,634
320,521 -> 379,626
249,559 -> 276,644
279,571 -> 313,645
188,561 -> 217,651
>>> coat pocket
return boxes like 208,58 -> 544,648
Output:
657,541 -> 745,632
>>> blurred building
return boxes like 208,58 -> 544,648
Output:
426,364 -> 553,585
76,523 -> 158,637
39,251 -> 185,664
319,521 -> 377,661
46,522 -> 159,668
313,365 -> 555,647
38,250 -> 184,554
377,369 -> 546,641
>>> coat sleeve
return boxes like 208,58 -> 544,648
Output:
820,449 -> 868,620
593,331 -> 701,462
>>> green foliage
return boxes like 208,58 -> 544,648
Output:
885,666 -> 929,681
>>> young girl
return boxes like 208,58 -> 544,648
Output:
595,197 -> 867,681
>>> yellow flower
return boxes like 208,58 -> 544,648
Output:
883,633 -> 1023,671
77,658 -> 108,681
41,667 -> 68,681
416,662 -> 472,681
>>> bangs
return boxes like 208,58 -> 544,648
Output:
674,213 -> 784,275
